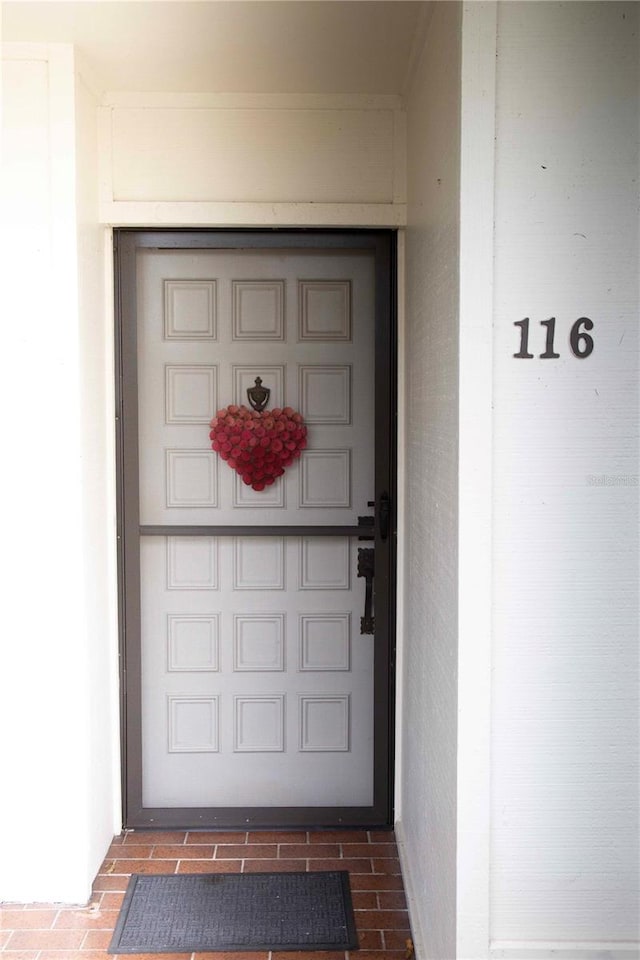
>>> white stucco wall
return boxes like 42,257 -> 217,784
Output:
0,44 -> 118,903
400,5 -> 462,958
490,3 -> 639,956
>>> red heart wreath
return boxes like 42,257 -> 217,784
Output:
209,405 -> 307,491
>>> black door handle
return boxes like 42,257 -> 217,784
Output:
357,547 -> 375,634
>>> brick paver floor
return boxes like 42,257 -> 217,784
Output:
1,829 -> 413,959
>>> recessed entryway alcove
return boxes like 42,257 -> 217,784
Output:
3,5 -> 638,960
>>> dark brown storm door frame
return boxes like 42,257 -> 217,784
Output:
115,229 -> 397,829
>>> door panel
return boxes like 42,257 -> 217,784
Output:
137,249 -> 374,526
116,230 -> 395,828
141,535 -> 372,807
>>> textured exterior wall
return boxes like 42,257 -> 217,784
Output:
400,4 -> 462,958
490,3 -> 639,954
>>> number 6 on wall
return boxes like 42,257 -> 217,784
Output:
569,317 -> 595,358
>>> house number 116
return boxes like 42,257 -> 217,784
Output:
514,317 -> 594,359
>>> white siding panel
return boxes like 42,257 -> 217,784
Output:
491,1 -> 639,948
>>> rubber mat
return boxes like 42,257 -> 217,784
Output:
108,870 -> 358,953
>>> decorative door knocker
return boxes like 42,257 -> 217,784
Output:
246,377 -> 270,412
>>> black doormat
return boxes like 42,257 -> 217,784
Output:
108,870 -> 359,954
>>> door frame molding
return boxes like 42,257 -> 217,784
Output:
114,228 -> 397,829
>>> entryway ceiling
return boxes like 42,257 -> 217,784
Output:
2,1 -> 431,96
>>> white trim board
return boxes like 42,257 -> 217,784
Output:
99,200 -> 407,228
490,943 -> 640,960
101,92 -> 404,110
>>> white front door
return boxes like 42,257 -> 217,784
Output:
117,231 -> 395,828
